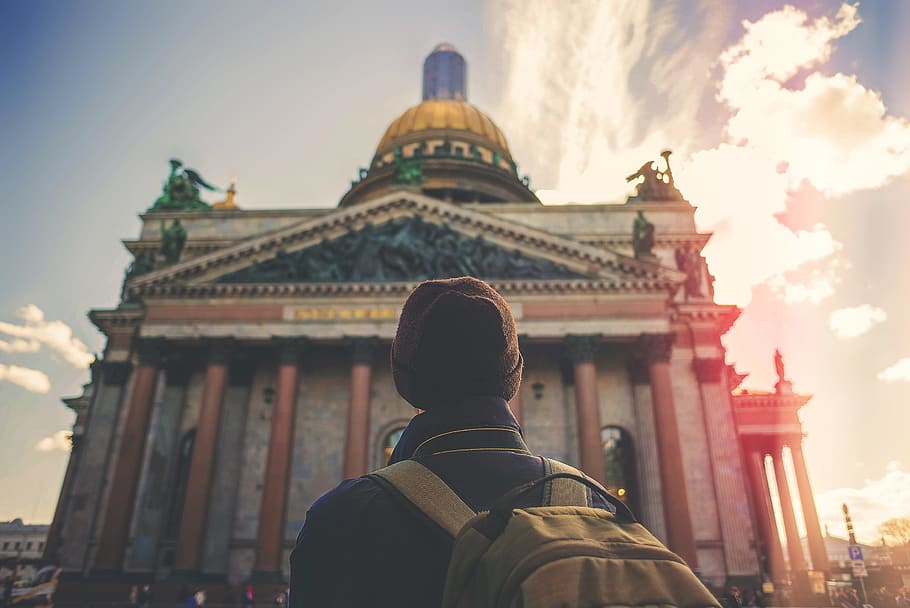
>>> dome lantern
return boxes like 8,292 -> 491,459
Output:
423,43 -> 467,101
339,44 -> 539,207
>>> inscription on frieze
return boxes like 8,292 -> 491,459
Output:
218,215 -> 586,284
285,306 -> 399,322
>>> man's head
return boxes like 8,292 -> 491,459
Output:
391,276 -> 522,409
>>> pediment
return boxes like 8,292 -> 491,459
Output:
125,192 -> 684,298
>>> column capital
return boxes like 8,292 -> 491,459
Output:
565,334 -> 600,364
135,338 -> 165,366
346,336 -> 380,365
692,357 -> 724,383
636,333 -> 675,363
205,338 -> 234,365
101,360 -> 133,386
626,358 -> 650,385
274,337 -> 309,365
164,352 -> 193,387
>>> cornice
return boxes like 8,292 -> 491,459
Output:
125,193 -> 686,298
577,232 -> 712,250
731,391 -> 812,410
123,238 -> 239,256
671,303 -> 742,335
134,277 -> 680,300
88,307 -> 145,335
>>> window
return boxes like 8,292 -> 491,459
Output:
38,542 -> 44,551
383,427 -> 406,466
601,426 -> 638,512
25,542 -> 32,550
2,542 -> 8,550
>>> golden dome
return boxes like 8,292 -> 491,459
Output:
375,99 -> 512,160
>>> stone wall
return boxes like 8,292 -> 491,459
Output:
57,367 -> 128,571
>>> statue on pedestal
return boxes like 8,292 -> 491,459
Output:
632,210 -> 655,259
160,219 -> 187,264
674,245 -> 704,298
774,348 -> 793,394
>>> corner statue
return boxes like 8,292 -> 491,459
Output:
160,218 -> 187,264
149,159 -> 219,212
632,210 -> 655,258
626,150 -> 685,202
773,348 -> 793,394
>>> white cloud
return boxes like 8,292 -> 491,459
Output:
0,364 -> 51,393
492,0 -> 733,202
0,305 -> 93,368
494,2 -> 910,307
877,358 -> 910,383
34,430 -> 72,452
829,305 -> 887,338
815,461 -> 910,544
717,4 -> 910,197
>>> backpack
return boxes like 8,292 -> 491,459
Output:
372,457 -> 720,608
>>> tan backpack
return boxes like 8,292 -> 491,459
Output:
372,458 -> 720,608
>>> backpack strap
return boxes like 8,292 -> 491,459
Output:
370,460 -> 475,537
542,458 -> 592,507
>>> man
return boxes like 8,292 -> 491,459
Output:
289,277 -> 612,607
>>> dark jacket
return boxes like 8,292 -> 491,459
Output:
289,396 -> 611,608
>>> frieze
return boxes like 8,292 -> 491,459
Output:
285,306 -> 399,322
217,216 -> 586,284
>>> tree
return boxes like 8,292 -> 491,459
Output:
879,517 -> 910,545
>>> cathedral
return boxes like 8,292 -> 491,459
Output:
47,44 -> 829,603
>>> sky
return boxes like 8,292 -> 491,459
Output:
1,0 -> 908,545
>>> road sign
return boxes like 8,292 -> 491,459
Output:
848,545 -> 864,561
852,561 -> 868,577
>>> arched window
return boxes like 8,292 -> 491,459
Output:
601,426 -> 638,512
383,427 -> 406,466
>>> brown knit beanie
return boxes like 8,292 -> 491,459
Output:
391,276 -> 523,409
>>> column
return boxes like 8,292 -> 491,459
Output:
565,335 -> 605,484
790,440 -> 828,571
94,340 -> 162,571
637,333 -> 698,568
253,339 -> 305,580
343,338 -> 378,479
693,357 -> 759,575
745,448 -> 787,582
626,358 -> 667,541
174,339 -> 232,572
772,447 -> 807,572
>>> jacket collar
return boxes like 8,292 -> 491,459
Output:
389,396 -> 520,464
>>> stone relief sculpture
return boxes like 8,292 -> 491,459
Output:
219,215 -> 584,284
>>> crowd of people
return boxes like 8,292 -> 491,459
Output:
831,586 -> 910,608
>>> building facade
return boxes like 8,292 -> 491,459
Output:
0,519 -> 49,583
46,45 -> 827,602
